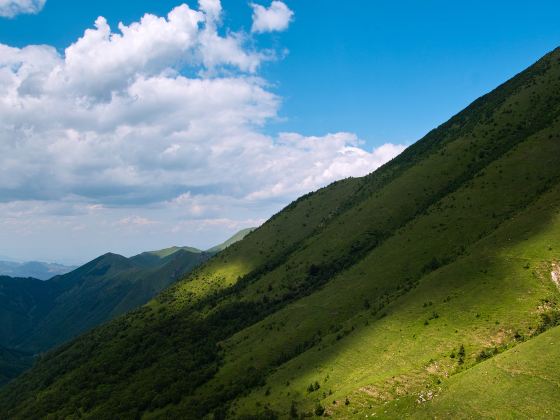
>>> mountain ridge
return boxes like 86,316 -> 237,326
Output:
0,229 -> 254,387
0,260 -> 76,281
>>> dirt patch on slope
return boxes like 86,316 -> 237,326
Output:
551,263 -> 560,290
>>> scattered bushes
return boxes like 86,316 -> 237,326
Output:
307,381 -> 321,393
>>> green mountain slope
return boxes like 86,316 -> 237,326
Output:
2,48 -> 560,418
17,250 -> 211,353
130,246 -> 202,268
0,250 -> 205,355
0,230 -> 250,387
0,347 -> 33,387
0,229 -> 250,357
0,252 -> 206,384
0,276 -> 61,350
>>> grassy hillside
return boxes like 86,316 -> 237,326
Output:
1,48 -> 560,418
379,325 -> 560,419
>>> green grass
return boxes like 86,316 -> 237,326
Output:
378,325 -> 560,419
1,48 -> 560,419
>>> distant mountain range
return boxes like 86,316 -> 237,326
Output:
1,48 -> 559,417
0,228 -> 254,386
0,231 -> 258,281
0,260 -> 76,280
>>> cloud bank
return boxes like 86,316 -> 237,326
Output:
0,0 -> 45,17
0,1 -> 405,261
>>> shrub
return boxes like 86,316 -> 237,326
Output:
458,344 -> 466,365
289,401 -> 298,418
476,347 -> 498,362
314,403 -> 325,416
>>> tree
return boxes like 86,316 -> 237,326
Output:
289,401 -> 298,418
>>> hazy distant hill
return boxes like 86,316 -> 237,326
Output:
129,246 -> 203,268
2,48 -> 560,418
0,260 -> 75,280
206,227 -> 255,253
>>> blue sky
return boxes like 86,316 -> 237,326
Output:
0,0 -> 559,264
2,1 -> 559,147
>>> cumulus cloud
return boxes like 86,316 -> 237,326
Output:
199,0 -> 222,23
0,1 -> 406,260
0,0 -> 45,17
251,1 -> 293,33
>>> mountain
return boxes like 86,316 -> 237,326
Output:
206,227 -> 256,253
2,48 -> 560,418
0,230 -> 250,384
130,246 -> 203,268
0,347 -> 32,388
0,260 -> 76,280
0,276 -> 59,351
0,250 -> 204,354
13,250 -> 210,353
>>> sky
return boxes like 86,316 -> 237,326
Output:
0,0 -> 559,265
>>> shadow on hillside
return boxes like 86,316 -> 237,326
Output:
241,180 -> 560,416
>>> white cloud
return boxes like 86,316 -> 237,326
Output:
0,0 -> 45,18
251,1 -> 293,33
116,216 -> 158,227
0,1 -> 406,261
198,0 -> 222,23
